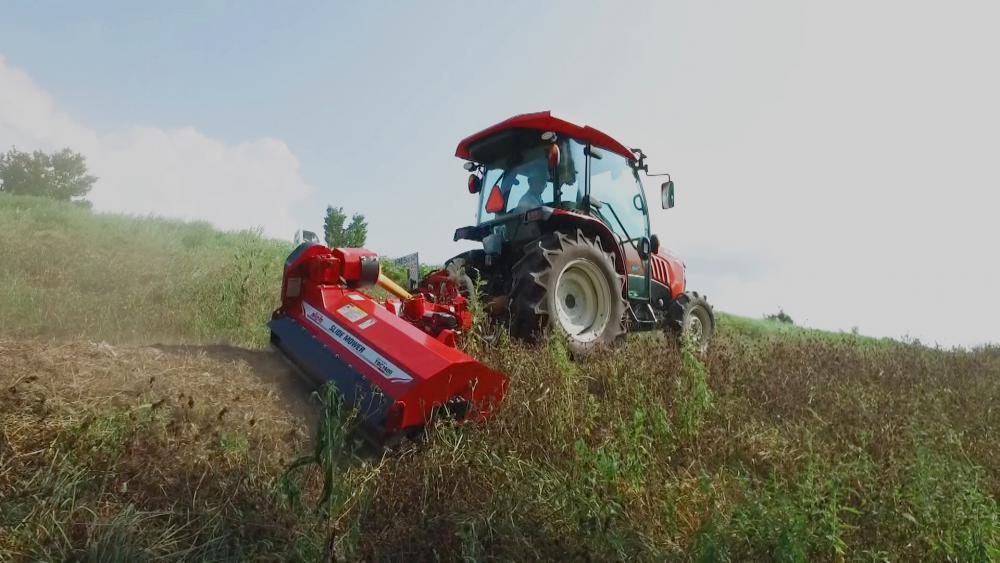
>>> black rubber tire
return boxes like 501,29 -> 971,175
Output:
666,291 -> 715,352
508,229 -> 627,356
433,250 -> 483,298
444,250 -> 485,279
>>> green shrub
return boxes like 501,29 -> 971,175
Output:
765,308 -> 795,325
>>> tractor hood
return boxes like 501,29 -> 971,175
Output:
456,111 -> 636,163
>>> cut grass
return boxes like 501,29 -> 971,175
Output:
1,193 -> 998,561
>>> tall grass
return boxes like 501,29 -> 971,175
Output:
0,194 -> 288,346
1,194 -> 998,561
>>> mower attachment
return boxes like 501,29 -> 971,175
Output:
269,243 -> 506,441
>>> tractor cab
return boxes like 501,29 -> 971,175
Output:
459,113 -> 654,300
449,111 -> 714,354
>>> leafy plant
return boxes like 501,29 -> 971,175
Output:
282,383 -> 352,516
676,336 -> 713,437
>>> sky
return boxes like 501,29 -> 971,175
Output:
1,1 -> 997,347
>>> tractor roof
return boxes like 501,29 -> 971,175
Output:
455,111 -> 636,162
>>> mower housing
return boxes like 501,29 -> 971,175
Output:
269,243 -> 506,440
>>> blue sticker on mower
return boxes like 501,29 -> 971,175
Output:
268,316 -> 390,423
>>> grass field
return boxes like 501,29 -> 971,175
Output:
1,194 -> 997,561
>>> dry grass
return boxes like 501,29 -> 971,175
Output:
0,339 -> 324,560
339,331 -> 999,561
1,194 -> 998,561
3,333 -> 997,561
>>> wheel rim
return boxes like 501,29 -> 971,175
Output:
686,307 -> 710,350
554,259 -> 611,343
688,315 -> 704,343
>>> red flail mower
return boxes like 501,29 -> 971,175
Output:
269,244 -> 506,442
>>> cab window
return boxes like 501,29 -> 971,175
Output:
477,139 -> 586,223
587,149 -> 649,245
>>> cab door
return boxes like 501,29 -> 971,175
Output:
586,147 -> 651,300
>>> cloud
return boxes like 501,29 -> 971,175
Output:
616,0 -> 1000,349
0,56 -> 312,237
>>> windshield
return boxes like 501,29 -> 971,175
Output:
476,139 -> 585,224
588,150 -> 649,245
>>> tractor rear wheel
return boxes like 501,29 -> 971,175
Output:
509,229 -> 627,356
667,291 -> 715,352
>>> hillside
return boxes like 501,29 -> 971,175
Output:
1,194 -> 997,561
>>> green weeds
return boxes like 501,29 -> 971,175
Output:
1,194 -> 998,561
676,336 -> 713,437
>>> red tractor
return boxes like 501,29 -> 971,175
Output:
267,111 -> 713,440
424,111 -> 715,355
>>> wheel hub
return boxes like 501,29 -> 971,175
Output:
688,315 -> 703,343
554,259 -> 611,343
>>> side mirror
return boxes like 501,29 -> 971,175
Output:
650,234 -> 660,254
660,180 -> 675,209
638,237 -> 651,259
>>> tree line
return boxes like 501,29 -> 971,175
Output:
0,147 -> 96,202
2,146 -> 382,260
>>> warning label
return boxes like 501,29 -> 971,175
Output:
337,303 -> 367,323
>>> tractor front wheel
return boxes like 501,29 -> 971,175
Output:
509,229 -> 627,356
667,291 -> 715,352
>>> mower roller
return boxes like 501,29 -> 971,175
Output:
268,243 -> 506,441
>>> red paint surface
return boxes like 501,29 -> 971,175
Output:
456,111 -> 636,162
